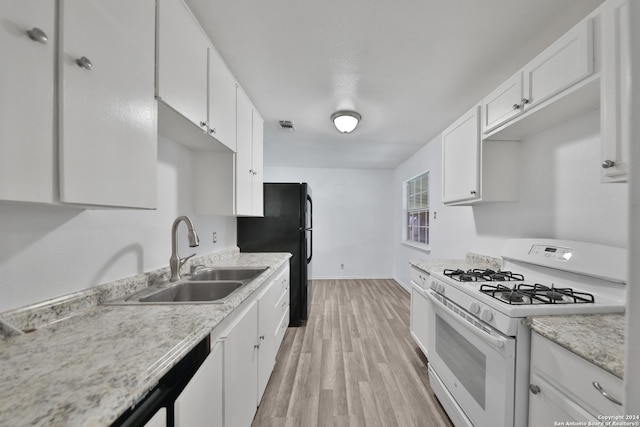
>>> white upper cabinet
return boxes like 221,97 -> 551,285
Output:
482,73 -> 524,134
157,0 -> 208,132
443,104 -> 520,206
0,0 -> 56,204
156,0 -> 237,153
1,0 -> 157,209
600,0 -> 630,183
208,48 -> 238,151
483,16 -> 597,139
236,86 -> 264,217
522,18 -> 594,108
442,105 -> 481,205
59,0 -> 157,209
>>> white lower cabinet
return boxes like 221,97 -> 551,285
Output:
257,266 -> 290,403
410,283 -> 430,358
144,408 -> 167,427
174,340 -> 223,427
528,332 -> 623,426
224,300 -> 259,427
410,266 -> 431,358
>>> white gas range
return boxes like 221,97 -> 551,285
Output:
424,239 -> 626,427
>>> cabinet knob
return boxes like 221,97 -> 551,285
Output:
602,159 -> 616,169
521,98 -> 530,106
199,121 -> 208,128
529,384 -> 541,394
75,56 -> 93,70
259,335 -> 265,341
512,103 -> 521,110
209,128 -> 217,134
470,190 -> 477,195
27,27 -> 48,44
254,343 -> 260,350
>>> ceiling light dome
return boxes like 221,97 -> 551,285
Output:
331,111 -> 361,133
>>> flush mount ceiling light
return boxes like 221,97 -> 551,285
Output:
331,111 -> 361,133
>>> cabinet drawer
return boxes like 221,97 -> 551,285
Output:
411,267 -> 430,290
276,285 -> 290,314
531,333 -> 623,417
275,307 -> 289,350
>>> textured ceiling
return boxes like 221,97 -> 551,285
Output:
185,0 -> 604,169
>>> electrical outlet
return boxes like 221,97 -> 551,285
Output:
340,263 -> 344,269
212,232 -> 217,243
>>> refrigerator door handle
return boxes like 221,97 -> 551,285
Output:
306,195 -> 313,263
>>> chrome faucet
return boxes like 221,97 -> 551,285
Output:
169,215 -> 200,282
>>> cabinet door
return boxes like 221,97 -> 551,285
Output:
442,104 -> 481,204
251,110 -> 264,216
236,87 -> 254,216
0,1 -> 55,203
59,0 -> 157,208
174,340 -> 223,427
208,47 -> 237,151
482,72 -> 523,134
224,301 -> 259,427
157,0 -> 208,130
528,372 -> 596,427
257,279 -> 281,403
601,0 -> 630,182
410,284 -> 430,358
523,18 -> 593,108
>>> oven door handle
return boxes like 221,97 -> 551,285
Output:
425,290 -> 509,352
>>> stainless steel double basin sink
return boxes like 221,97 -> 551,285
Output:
105,267 -> 268,305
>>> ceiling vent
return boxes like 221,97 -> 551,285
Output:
278,120 -> 296,132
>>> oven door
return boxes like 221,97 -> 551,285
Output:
426,291 -> 516,427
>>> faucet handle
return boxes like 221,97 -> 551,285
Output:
180,253 -> 197,269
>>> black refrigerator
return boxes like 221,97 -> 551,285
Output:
237,183 -> 312,326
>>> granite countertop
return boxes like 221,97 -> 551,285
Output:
409,252 -> 502,275
0,252 -> 291,427
528,313 -> 625,379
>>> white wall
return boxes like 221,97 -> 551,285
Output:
264,167 -> 394,279
393,108 -> 629,290
0,134 -> 236,312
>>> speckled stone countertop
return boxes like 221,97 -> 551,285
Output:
528,314 -> 625,379
409,252 -> 502,274
0,251 -> 291,427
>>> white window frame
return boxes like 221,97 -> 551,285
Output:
402,171 -> 430,253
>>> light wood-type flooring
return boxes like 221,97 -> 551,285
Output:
252,279 -> 454,427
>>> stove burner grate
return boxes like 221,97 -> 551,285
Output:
480,283 -> 596,305
443,268 -> 524,282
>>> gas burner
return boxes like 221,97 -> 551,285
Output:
480,283 -> 596,305
443,268 -> 525,282
501,290 -> 524,303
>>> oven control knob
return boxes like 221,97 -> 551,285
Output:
430,280 -> 437,290
437,283 -> 445,293
469,302 -> 481,314
480,309 -> 493,322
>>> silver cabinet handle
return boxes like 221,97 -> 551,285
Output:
592,382 -> 622,406
529,384 -> 541,394
27,27 -> 48,44
602,160 -> 616,169
512,103 -> 521,110
76,56 -> 92,70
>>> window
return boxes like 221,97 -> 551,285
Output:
404,172 -> 429,246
